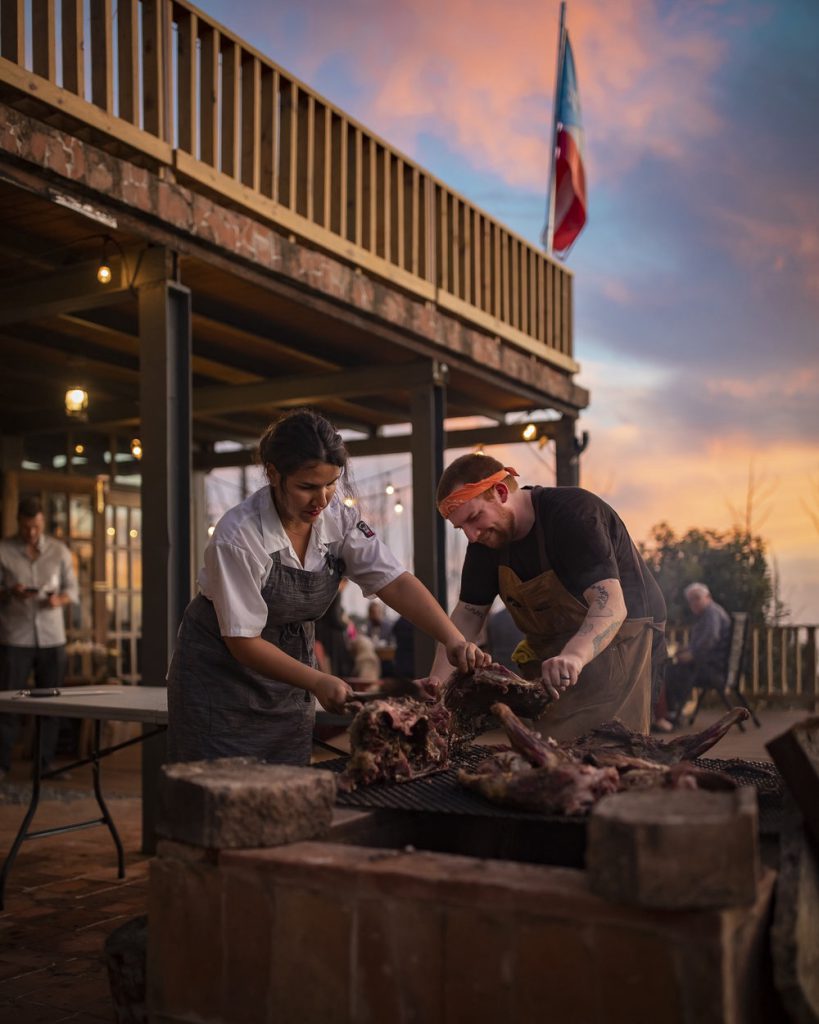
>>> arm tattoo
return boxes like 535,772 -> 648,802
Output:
592,621 -> 621,656
589,583 -> 613,616
463,604 -> 486,619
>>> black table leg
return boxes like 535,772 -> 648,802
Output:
0,718 -> 43,912
91,720 -> 125,879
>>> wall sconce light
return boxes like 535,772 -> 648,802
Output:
522,422 -> 537,441
130,438 -> 143,460
65,387 -> 89,420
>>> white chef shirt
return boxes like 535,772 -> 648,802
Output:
0,534 -> 79,647
198,485 -> 405,638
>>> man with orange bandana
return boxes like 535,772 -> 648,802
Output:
431,454 -> 667,740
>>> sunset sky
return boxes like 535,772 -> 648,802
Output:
197,0 -> 819,622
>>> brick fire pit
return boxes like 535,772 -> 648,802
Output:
147,760 -> 779,1024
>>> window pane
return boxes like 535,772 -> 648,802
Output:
70,495 -> 93,539
117,595 -> 132,631
116,550 -> 129,590
49,494 -> 68,540
115,506 -> 128,542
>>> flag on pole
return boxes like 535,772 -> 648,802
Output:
543,18 -> 587,255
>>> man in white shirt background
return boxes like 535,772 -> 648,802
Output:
0,496 -> 78,780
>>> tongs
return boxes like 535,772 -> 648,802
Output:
343,676 -> 424,706
344,691 -> 384,705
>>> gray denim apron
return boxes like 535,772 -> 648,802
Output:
167,550 -> 343,765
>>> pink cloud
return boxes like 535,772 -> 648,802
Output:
284,0 -> 727,190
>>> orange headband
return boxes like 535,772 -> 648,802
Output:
437,467 -> 519,519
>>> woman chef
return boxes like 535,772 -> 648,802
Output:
167,408 -> 488,764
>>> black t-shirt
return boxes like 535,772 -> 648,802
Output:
459,487 -> 666,622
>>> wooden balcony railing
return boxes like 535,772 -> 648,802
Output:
667,624 -> 819,710
0,0 -> 576,370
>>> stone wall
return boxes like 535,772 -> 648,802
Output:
148,837 -> 777,1024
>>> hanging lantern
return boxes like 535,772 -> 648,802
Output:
65,388 -> 89,419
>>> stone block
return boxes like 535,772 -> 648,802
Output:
586,787 -> 759,909
104,915 -> 147,1024
771,798 -> 819,1023
767,716 -> 819,854
156,758 -> 336,849
355,896 -> 445,1024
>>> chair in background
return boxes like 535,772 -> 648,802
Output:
688,612 -> 761,730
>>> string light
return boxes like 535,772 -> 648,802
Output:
130,438 -> 143,460
522,423 -> 537,441
394,498 -> 404,515
343,496 -> 356,507
74,443 -> 85,454
207,525 -> 215,536
385,483 -> 395,495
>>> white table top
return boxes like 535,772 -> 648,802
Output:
0,685 -> 168,725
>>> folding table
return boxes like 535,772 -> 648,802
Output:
0,685 -> 167,909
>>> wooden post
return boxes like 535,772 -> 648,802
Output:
410,364 -> 447,674
137,250 -> 192,853
555,414 -> 579,486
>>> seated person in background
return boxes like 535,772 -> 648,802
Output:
390,616 -> 416,680
349,634 -> 381,682
486,605 -> 524,672
362,599 -> 390,644
315,582 -> 355,678
664,582 -> 731,727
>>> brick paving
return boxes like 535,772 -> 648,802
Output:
0,705 -> 810,1023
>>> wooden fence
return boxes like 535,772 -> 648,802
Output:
667,624 -> 818,710
0,0 -> 575,369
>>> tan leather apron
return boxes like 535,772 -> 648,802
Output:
498,489 -> 652,741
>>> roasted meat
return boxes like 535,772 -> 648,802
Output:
459,752 -> 619,815
441,663 -> 551,743
339,698 -> 452,791
458,703 -> 738,815
341,664 -> 549,789
564,707 -> 750,767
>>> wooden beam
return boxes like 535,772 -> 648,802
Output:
193,420 -> 560,468
193,361 -> 444,415
0,255 -> 132,326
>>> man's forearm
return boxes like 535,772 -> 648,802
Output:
430,601 -> 488,679
560,579 -> 626,668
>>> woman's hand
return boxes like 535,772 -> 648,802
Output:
310,674 -> 353,714
444,637 -> 491,673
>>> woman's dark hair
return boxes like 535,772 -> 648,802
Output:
258,408 -> 350,486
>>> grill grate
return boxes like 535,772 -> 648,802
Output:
315,748 -> 784,832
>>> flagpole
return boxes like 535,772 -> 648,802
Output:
542,1 -> 567,254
